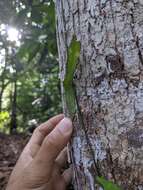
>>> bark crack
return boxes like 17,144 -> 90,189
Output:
129,5 -> 143,66
75,90 -> 101,177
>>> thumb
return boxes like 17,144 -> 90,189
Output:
32,118 -> 73,177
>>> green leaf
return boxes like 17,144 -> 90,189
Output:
64,84 -> 77,117
63,36 -> 80,117
48,0 -> 56,27
96,176 -> 122,190
34,4 -> 50,13
64,36 -> 80,86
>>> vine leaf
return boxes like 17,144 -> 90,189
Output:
96,176 -> 122,190
63,36 -> 80,117
64,36 -> 80,86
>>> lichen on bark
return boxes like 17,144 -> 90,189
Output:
55,0 -> 143,189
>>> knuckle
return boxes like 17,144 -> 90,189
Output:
44,135 -> 58,149
33,126 -> 40,135
56,127 -> 66,138
34,125 -> 45,136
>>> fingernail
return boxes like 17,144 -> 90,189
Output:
58,118 -> 73,135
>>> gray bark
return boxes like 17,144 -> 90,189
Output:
55,1 -> 143,189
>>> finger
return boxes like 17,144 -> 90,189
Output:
55,147 -> 67,168
33,118 -> 73,177
62,167 -> 72,186
30,114 -> 64,146
26,114 -> 64,157
52,167 -> 72,190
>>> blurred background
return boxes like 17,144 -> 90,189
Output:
0,0 -> 62,189
0,0 -> 62,134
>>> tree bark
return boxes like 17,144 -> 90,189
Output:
0,48 -> 8,112
0,82 -> 5,112
10,78 -> 17,134
55,1 -> 143,189
0,81 -> 10,112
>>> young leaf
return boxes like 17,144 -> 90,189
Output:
64,36 -> 80,86
96,176 -> 122,190
63,36 -> 80,117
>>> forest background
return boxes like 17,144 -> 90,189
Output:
0,1 -> 62,189
0,0 -> 61,134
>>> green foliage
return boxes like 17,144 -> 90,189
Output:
64,36 -> 81,86
0,111 -> 10,133
96,176 -> 122,190
17,40 -> 40,62
63,36 -> 80,117
0,0 -> 62,133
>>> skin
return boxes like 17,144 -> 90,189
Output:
6,114 -> 73,190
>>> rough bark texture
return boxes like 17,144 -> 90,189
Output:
10,79 -> 17,134
55,1 -> 143,189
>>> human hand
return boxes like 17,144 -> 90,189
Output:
6,114 -> 73,190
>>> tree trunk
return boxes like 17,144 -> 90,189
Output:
0,81 -> 10,112
10,79 -> 17,134
0,82 -> 4,112
55,1 -> 143,189
0,48 -> 8,112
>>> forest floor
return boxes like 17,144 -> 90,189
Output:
0,133 -> 29,190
